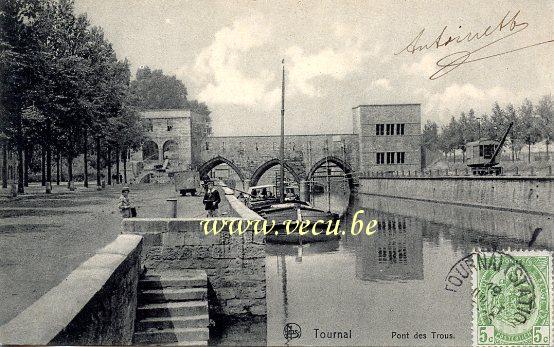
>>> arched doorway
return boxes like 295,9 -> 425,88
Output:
250,158 -> 302,187
142,141 -> 159,161
162,140 -> 178,160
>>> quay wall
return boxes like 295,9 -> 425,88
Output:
359,176 -> 554,215
0,235 -> 143,345
357,194 -> 553,249
122,191 -> 266,317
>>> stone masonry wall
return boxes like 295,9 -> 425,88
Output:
359,176 -> 554,215
122,216 -> 266,317
200,134 -> 358,182
0,235 -> 143,345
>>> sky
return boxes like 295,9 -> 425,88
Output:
74,0 -> 553,136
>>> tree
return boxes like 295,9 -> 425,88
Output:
0,0 -> 45,193
438,117 -> 459,161
1,0 -> 145,191
129,67 -> 188,109
519,99 -> 542,163
457,109 -> 481,162
114,107 -> 146,183
536,95 -> 553,159
504,103 -> 523,161
422,120 -> 439,152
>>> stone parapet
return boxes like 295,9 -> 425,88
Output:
122,216 -> 266,317
0,234 -> 143,345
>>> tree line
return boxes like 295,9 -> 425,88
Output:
422,95 -> 553,163
1,0 -> 211,193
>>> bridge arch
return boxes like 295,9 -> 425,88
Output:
198,156 -> 246,182
306,156 -> 355,189
250,158 -> 302,187
162,140 -> 178,159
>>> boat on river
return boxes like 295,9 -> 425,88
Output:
262,202 -> 340,243
256,60 -> 338,244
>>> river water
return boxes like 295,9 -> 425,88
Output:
265,182 -> 553,346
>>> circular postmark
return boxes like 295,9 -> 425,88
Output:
474,250 -> 551,346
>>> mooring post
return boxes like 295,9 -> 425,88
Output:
167,198 -> 178,218
515,166 -> 519,176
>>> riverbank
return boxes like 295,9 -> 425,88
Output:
359,176 -> 553,215
0,183 -> 213,325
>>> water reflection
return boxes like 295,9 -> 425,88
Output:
267,188 -> 552,346
354,211 -> 424,282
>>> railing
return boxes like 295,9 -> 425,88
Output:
359,165 -> 553,178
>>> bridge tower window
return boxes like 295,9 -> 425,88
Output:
375,124 -> 385,135
205,142 -> 209,150
144,119 -> 153,132
166,119 -> 173,131
255,143 -> 259,151
396,124 -> 405,135
376,152 -> 385,164
396,152 -> 405,164
386,152 -> 395,164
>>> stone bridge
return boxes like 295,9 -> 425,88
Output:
197,134 -> 359,189
133,104 -> 423,189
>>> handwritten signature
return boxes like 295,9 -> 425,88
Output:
395,10 -> 554,80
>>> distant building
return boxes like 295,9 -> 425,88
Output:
352,104 -> 422,173
132,109 -> 208,174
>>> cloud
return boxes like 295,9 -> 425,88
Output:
189,16 -> 376,107
402,53 -> 439,77
191,13 -> 277,107
420,83 -> 523,123
371,78 -> 392,90
285,35 -> 374,97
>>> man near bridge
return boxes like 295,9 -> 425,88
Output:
202,181 -> 221,217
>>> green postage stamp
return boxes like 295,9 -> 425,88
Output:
473,250 -> 552,346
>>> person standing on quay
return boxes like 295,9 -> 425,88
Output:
203,181 -> 221,217
118,186 -> 136,218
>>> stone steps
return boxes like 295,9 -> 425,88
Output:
139,288 -> 208,302
158,341 -> 208,346
133,270 -> 210,346
139,271 -> 207,289
136,314 -> 209,331
133,327 -> 209,344
137,301 -> 209,320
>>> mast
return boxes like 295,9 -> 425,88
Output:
279,59 -> 285,202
